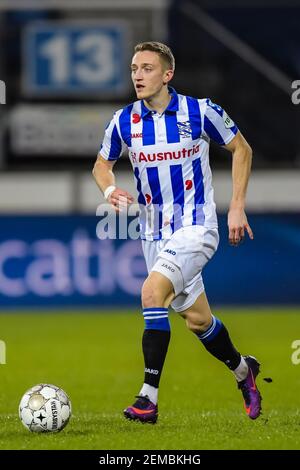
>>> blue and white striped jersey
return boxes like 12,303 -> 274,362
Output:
99,87 -> 238,241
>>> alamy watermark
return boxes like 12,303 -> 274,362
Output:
0,80 -> 6,104
0,340 -> 6,364
96,203 -> 140,240
96,202 -> 205,240
291,80 -> 300,105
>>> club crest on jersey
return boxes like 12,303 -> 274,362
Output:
177,121 -> 192,138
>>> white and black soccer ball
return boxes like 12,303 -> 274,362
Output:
19,384 -> 72,433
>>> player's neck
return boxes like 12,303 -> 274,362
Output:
143,87 -> 171,115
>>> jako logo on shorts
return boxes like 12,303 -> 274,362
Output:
164,249 -> 176,255
162,263 -> 175,273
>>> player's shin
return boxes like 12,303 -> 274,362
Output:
195,315 -> 248,380
139,308 -> 171,404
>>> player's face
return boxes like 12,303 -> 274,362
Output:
131,51 -> 172,100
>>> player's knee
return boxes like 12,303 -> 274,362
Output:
141,280 -> 165,308
185,314 -> 212,333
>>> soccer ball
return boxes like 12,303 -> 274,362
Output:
19,384 -> 72,433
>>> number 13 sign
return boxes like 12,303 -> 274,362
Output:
23,21 -> 130,96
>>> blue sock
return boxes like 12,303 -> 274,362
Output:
143,307 -> 170,331
195,315 -> 241,370
196,315 -> 223,344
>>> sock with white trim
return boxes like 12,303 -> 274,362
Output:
141,307 -> 171,392
195,315 -> 241,371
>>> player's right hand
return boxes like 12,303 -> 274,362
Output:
107,188 -> 134,213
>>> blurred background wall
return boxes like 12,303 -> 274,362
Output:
0,0 -> 299,308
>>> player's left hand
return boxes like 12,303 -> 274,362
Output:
227,207 -> 254,246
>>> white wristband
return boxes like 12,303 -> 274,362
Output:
104,185 -> 116,200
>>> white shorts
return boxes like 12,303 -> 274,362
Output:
142,226 -> 219,313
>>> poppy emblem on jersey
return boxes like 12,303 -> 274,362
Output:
177,121 -> 192,138
132,113 -> 141,124
185,180 -> 193,190
145,193 -> 152,204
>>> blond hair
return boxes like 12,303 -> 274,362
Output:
134,41 -> 175,71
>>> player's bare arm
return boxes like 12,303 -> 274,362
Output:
224,131 -> 254,246
92,155 -> 134,213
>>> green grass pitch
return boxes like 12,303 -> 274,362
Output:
1,308 -> 300,450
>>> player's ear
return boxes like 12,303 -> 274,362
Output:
163,69 -> 174,85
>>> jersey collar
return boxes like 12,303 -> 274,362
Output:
141,86 -> 179,118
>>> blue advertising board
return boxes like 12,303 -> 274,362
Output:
23,21 -> 130,96
0,214 -> 299,308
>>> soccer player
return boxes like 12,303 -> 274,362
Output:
93,42 -> 262,424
